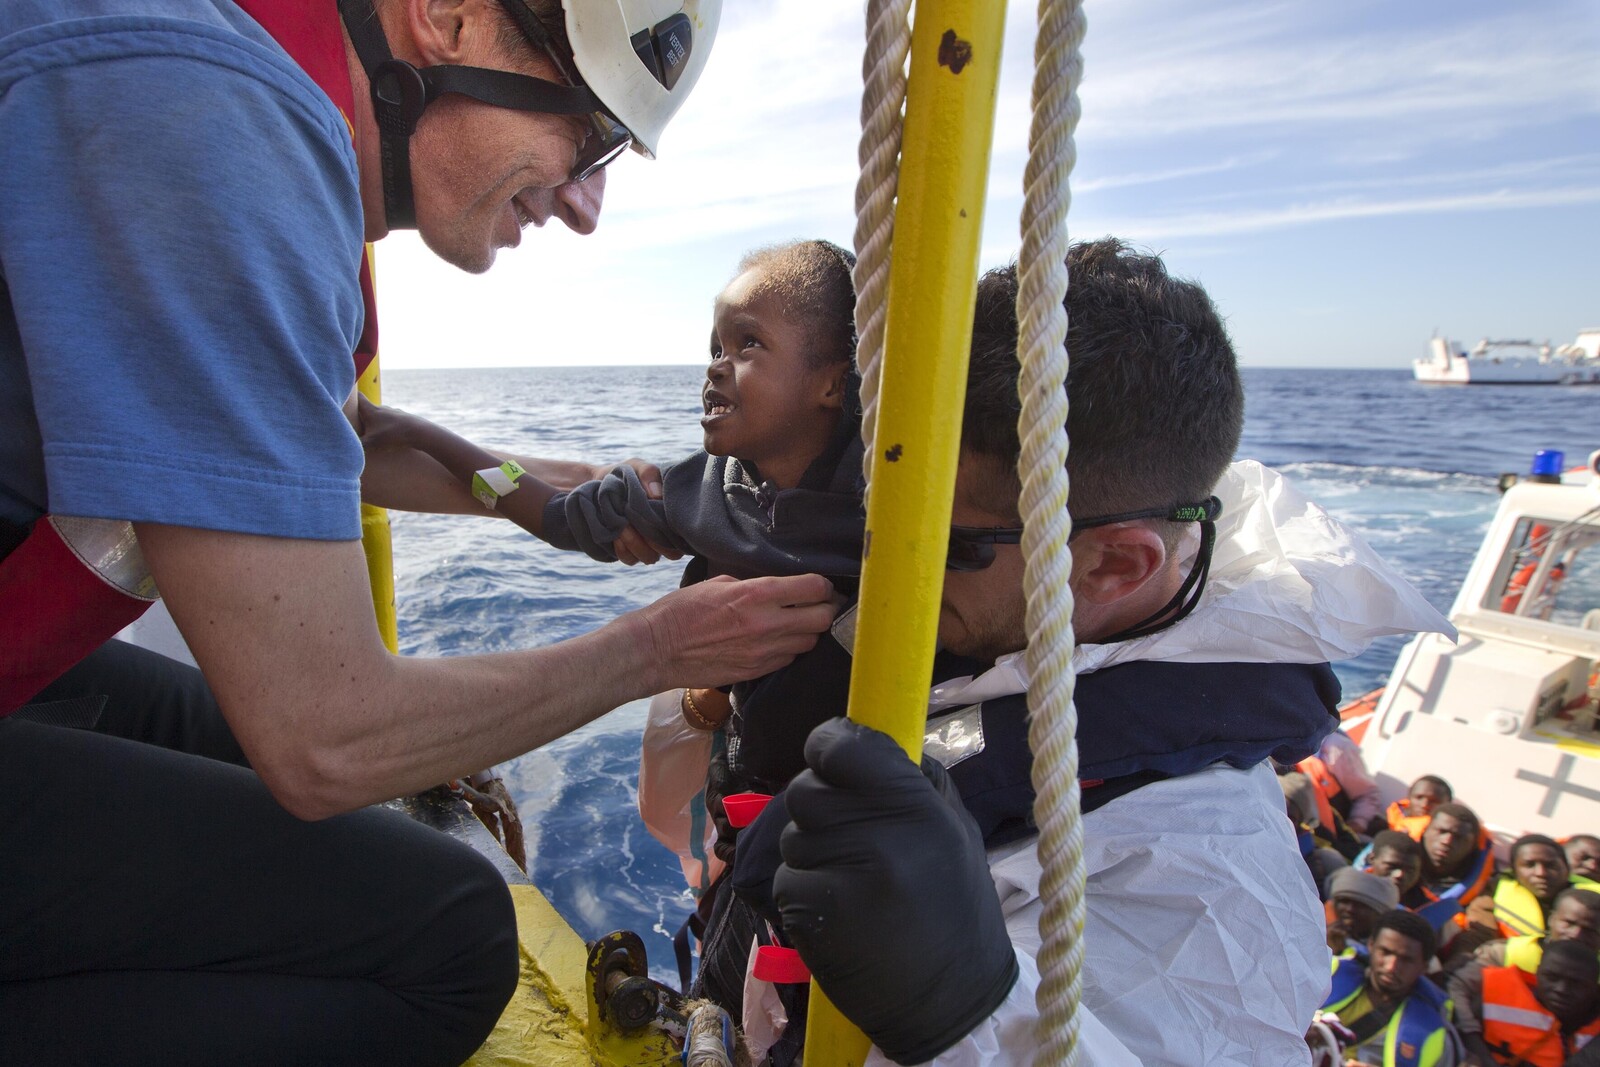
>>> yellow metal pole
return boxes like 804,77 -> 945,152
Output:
356,246 -> 398,653
803,1 -> 1006,1062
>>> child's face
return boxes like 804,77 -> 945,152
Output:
702,268 -> 845,486
1407,780 -> 1447,815
1368,847 -> 1422,894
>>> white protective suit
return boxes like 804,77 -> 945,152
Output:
638,460 -> 1454,1065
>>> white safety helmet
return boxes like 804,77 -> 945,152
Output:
339,0 -> 721,229
559,0 -> 721,159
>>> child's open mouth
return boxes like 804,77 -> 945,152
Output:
702,389 -> 734,420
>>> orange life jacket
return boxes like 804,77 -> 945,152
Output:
1480,964 -> 1600,1067
1500,561 -> 1540,613
1299,754 -> 1344,830
1386,799 -> 1432,841
1499,524 -> 1564,615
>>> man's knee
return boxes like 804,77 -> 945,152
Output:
454,846 -> 521,1001
395,831 -> 521,1059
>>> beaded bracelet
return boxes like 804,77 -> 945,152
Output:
681,688 -> 723,732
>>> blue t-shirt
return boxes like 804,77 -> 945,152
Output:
0,0 -> 366,540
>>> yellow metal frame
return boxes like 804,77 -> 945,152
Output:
356,246 -> 398,654
804,1 -> 1008,1061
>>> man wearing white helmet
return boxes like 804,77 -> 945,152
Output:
0,1 -> 835,1064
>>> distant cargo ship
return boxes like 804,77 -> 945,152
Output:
1414,329 -> 1600,384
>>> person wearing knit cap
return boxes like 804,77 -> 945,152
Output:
1328,867 -> 1403,954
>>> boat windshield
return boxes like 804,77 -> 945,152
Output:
1484,514 -> 1600,628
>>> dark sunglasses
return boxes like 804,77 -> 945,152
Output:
946,525 -> 1024,572
945,497 -> 1223,572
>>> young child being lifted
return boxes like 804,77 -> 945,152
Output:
360,239 -> 865,743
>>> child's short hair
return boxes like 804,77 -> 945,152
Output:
734,239 -> 858,369
1370,830 -> 1423,862
1410,774 -> 1452,799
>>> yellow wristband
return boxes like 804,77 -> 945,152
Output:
471,460 -> 528,510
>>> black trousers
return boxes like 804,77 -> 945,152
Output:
0,642 -> 519,1067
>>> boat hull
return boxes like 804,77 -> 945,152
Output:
1412,359 -> 1600,385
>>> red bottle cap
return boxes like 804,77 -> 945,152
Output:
752,945 -> 811,984
721,792 -> 772,828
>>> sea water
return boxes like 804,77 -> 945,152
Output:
382,365 -> 1598,981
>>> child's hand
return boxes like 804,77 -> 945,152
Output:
612,525 -> 683,565
604,459 -> 682,565
355,395 -> 420,453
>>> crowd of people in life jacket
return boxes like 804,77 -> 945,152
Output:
1287,734 -> 1600,1066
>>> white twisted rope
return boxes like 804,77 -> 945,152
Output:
851,0 -> 913,492
1018,0 -> 1087,1064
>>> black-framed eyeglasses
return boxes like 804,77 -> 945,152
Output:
944,496 -> 1223,573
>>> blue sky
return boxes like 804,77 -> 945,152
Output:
374,0 -> 1600,371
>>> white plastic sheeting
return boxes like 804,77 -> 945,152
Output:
638,688 -> 725,897
1078,460 -> 1454,674
902,763 -> 1327,1066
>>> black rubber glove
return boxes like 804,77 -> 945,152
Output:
773,718 -> 1019,1065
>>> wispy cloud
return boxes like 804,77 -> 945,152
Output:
1073,152 -> 1277,193
1068,1 -> 1600,144
1100,185 -> 1600,241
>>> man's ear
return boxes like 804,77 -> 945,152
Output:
391,0 -> 477,65
1071,525 -> 1168,609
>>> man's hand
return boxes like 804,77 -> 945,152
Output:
772,719 -> 1019,1066
634,574 -> 834,691
136,526 -> 816,821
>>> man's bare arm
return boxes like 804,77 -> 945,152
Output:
136,523 -> 833,820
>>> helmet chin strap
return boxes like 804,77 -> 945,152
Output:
337,0 -> 609,231
340,0 -> 427,230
